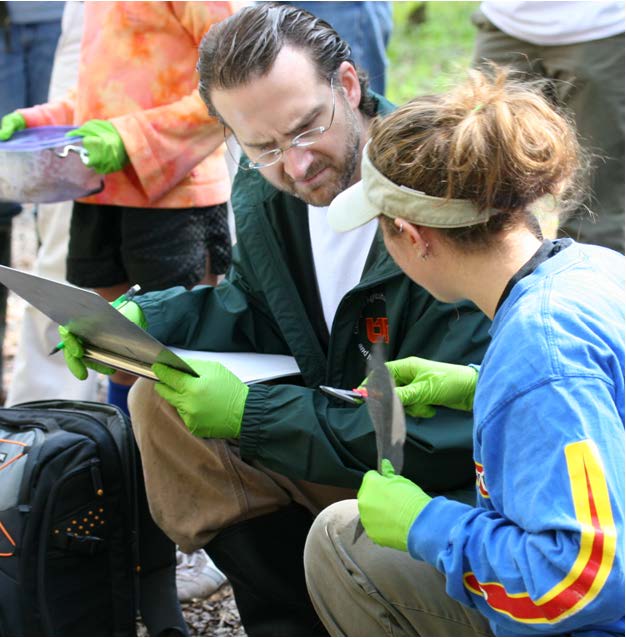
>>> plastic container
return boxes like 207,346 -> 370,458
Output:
0,126 -> 103,203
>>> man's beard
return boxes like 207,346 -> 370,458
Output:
285,105 -> 361,207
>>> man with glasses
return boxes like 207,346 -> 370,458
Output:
58,4 -> 491,635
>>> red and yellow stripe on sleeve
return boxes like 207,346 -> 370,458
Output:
463,440 -> 617,624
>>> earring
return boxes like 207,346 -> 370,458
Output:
398,223 -> 404,233
421,241 -> 430,260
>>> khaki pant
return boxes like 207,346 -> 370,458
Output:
304,501 -> 493,637
128,377 -> 355,553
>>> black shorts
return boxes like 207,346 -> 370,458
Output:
66,202 -> 232,291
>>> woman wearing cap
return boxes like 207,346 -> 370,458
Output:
304,67 -> 624,637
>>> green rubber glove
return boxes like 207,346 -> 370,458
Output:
384,356 -> 478,418
0,112 -> 26,141
59,326 -> 116,380
115,300 -> 147,330
66,119 -> 128,174
153,359 -> 249,438
58,300 -> 148,380
357,459 -> 431,552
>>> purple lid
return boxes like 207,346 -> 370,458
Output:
0,126 -> 81,151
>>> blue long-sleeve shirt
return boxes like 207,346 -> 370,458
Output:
408,242 -> 625,636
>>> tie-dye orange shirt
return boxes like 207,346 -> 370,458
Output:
18,1 -> 235,208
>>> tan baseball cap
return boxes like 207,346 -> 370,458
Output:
328,141 -> 494,232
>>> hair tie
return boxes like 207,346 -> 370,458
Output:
472,103 -> 484,114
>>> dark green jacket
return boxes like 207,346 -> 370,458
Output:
137,95 -> 491,491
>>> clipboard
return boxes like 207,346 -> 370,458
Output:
0,265 -> 198,380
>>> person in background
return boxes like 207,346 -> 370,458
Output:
4,1 -> 99,407
0,0 -> 235,610
472,0 -> 625,253
0,1 -> 235,416
223,0 -> 392,226
56,4 -> 492,635
0,0 -> 63,404
288,1 -> 392,95
305,66 -> 624,637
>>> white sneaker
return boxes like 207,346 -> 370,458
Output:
176,548 -> 227,601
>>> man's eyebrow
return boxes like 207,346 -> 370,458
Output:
242,105 -> 324,150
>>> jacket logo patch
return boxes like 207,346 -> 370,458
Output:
365,317 -> 389,344
355,291 -> 388,361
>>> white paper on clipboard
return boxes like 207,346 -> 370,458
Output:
169,348 -> 301,384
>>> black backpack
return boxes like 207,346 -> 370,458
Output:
0,400 -> 187,637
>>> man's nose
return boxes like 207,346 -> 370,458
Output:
282,145 -> 314,181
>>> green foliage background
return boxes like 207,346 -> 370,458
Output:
386,1 -> 479,105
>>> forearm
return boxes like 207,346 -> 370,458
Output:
240,383 -> 372,488
239,385 -> 476,491
18,89 -> 77,127
110,92 -> 225,202
408,495 -> 624,634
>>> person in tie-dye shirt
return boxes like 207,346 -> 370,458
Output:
0,1 -> 237,414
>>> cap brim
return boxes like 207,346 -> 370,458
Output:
328,180 -> 380,233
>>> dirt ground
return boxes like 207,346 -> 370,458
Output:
4,207 -> 245,637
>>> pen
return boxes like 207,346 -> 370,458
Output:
48,284 -> 142,356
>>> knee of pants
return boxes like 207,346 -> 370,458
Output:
304,500 -> 358,585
